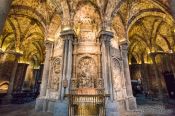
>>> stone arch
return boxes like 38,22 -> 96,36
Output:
127,10 -> 174,37
73,1 -> 102,36
73,0 -> 102,21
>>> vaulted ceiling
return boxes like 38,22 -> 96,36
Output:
0,0 -> 174,66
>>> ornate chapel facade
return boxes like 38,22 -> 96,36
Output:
35,3 -> 137,115
0,0 -> 175,116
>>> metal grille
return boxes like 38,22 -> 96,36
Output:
69,94 -> 105,116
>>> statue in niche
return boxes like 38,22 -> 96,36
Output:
112,58 -> 123,100
50,58 -> 61,91
77,57 -> 97,88
96,78 -> 103,89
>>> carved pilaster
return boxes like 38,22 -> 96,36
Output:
39,40 -> 53,97
60,29 -> 75,100
119,40 -> 137,110
99,30 -> 114,100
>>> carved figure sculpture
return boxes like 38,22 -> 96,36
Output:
50,58 -> 61,90
77,57 -> 97,88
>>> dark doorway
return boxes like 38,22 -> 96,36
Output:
164,71 -> 175,99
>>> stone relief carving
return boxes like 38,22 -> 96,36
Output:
71,78 -> 78,89
96,78 -> 103,89
77,57 -> 97,88
49,58 -> 61,91
80,31 -> 96,42
112,58 -> 124,100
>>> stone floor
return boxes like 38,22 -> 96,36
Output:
136,94 -> 175,116
0,95 -> 174,116
0,102 -> 53,116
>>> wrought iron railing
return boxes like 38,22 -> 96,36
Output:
69,94 -> 106,116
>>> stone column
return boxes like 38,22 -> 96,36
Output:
150,53 -> 163,99
170,0 -> 175,18
39,40 -> 53,97
35,40 -> 53,111
33,68 -> 39,93
37,64 -> 43,92
13,63 -> 28,92
141,56 -> 149,92
34,64 -> 43,94
3,51 -> 22,102
99,31 -> 120,116
60,29 -> 75,100
53,30 -> 75,116
99,30 -> 114,100
0,51 -> 5,79
7,58 -> 18,96
0,0 -> 12,34
119,41 -> 137,110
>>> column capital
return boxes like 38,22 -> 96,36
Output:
6,50 -> 23,58
98,30 -> 114,42
119,40 -> 129,51
60,29 -> 76,41
149,52 -> 157,59
101,17 -> 112,31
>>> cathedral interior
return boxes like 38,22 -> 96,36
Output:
0,0 -> 175,116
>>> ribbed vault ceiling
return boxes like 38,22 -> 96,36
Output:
0,0 -> 174,67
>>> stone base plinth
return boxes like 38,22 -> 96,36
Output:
1,95 -> 12,105
116,99 -> 142,116
106,100 -> 120,116
126,97 -> 137,110
53,101 -> 68,116
35,97 -> 56,113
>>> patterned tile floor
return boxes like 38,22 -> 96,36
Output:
0,96 -> 174,116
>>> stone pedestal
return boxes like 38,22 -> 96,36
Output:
53,101 -> 68,116
106,100 -> 119,116
35,97 -> 47,112
35,97 -> 57,113
126,97 -> 137,110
